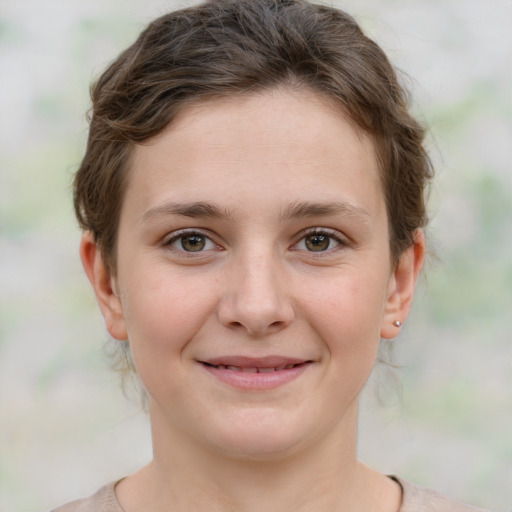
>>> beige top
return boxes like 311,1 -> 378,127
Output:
51,477 -> 489,511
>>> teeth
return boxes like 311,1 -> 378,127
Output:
212,363 -> 301,372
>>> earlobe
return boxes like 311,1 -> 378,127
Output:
80,232 -> 128,341
380,230 -> 425,339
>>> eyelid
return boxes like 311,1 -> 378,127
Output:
161,227 -> 349,254
162,228 -> 222,252
292,227 -> 349,252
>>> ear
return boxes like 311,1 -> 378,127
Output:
80,231 -> 128,340
380,229 -> 425,339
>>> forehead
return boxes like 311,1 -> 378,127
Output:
125,88 -> 383,219
161,88 -> 372,155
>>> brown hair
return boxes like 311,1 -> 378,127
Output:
74,0 -> 433,395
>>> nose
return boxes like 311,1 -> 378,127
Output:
217,251 -> 295,336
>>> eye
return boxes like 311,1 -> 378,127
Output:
294,229 -> 343,252
165,231 -> 217,252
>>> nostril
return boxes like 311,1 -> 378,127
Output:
227,321 -> 253,332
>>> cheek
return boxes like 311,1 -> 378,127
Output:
302,270 -> 388,357
119,269 -> 218,370
293,272 -> 389,426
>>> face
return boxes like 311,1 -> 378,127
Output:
83,88 -> 422,460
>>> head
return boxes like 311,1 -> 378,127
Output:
75,0 -> 432,406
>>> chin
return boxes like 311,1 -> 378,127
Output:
202,409 -> 311,461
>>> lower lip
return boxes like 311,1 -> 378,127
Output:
200,362 -> 311,390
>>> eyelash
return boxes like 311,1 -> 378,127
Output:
162,227 -> 348,256
163,229 -> 220,255
292,228 -> 348,254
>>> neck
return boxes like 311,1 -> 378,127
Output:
117,401 -> 401,512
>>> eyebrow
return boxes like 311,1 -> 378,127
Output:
141,199 -> 371,224
280,200 -> 371,224
142,201 -> 235,222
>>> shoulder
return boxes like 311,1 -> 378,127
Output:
393,477 -> 490,512
50,481 -> 123,512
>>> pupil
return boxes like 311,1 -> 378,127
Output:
181,235 -> 205,252
306,234 -> 329,251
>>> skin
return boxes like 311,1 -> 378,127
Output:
81,88 -> 424,512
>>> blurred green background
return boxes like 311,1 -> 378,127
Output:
0,0 -> 511,510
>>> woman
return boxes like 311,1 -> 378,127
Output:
53,0 -> 488,510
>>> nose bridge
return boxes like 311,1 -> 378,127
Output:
218,243 -> 294,335
242,250 -> 280,307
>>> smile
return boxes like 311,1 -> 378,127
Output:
199,357 -> 313,390
204,362 -> 304,373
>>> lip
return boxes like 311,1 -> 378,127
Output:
198,356 -> 313,390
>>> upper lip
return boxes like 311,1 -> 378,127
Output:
199,356 -> 311,368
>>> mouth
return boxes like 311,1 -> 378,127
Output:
198,357 -> 313,390
202,362 -> 307,373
